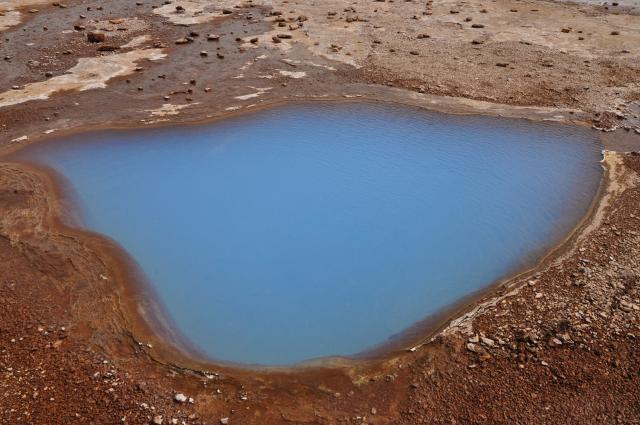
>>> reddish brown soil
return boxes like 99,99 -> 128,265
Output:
1,152 -> 639,425
1,0 -> 640,423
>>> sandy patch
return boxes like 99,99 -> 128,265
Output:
0,10 -> 20,31
122,35 -> 151,49
241,29 -> 295,52
153,0 -> 263,25
0,49 -> 166,109
90,17 -> 149,33
234,86 -> 272,100
145,103 -> 198,117
241,16 -> 365,68
0,0 -> 49,7
279,70 -> 306,78
282,58 -> 336,71
0,0 -> 50,31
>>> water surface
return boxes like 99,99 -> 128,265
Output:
18,102 -> 602,365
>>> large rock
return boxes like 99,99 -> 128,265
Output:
87,32 -> 106,43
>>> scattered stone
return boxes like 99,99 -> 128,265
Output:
549,338 -> 563,347
619,300 -> 638,312
98,45 -> 120,52
174,393 -> 188,403
466,343 -> 482,353
87,32 -> 106,43
480,337 -> 495,347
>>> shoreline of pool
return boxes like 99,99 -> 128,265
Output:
0,96 -> 609,372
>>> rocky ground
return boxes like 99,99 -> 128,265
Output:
1,0 -> 640,424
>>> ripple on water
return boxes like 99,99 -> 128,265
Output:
17,102 -> 603,365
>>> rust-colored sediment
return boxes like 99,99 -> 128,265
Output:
1,0 -> 640,423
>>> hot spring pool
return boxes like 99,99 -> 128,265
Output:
17,102 -> 603,365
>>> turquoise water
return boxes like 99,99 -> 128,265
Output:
18,102 -> 602,365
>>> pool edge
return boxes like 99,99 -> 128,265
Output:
0,99 -> 610,372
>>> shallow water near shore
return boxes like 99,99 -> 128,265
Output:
17,102 -> 602,365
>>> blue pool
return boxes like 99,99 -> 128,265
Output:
17,102 -> 602,365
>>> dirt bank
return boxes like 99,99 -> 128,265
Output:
1,0 -> 640,423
